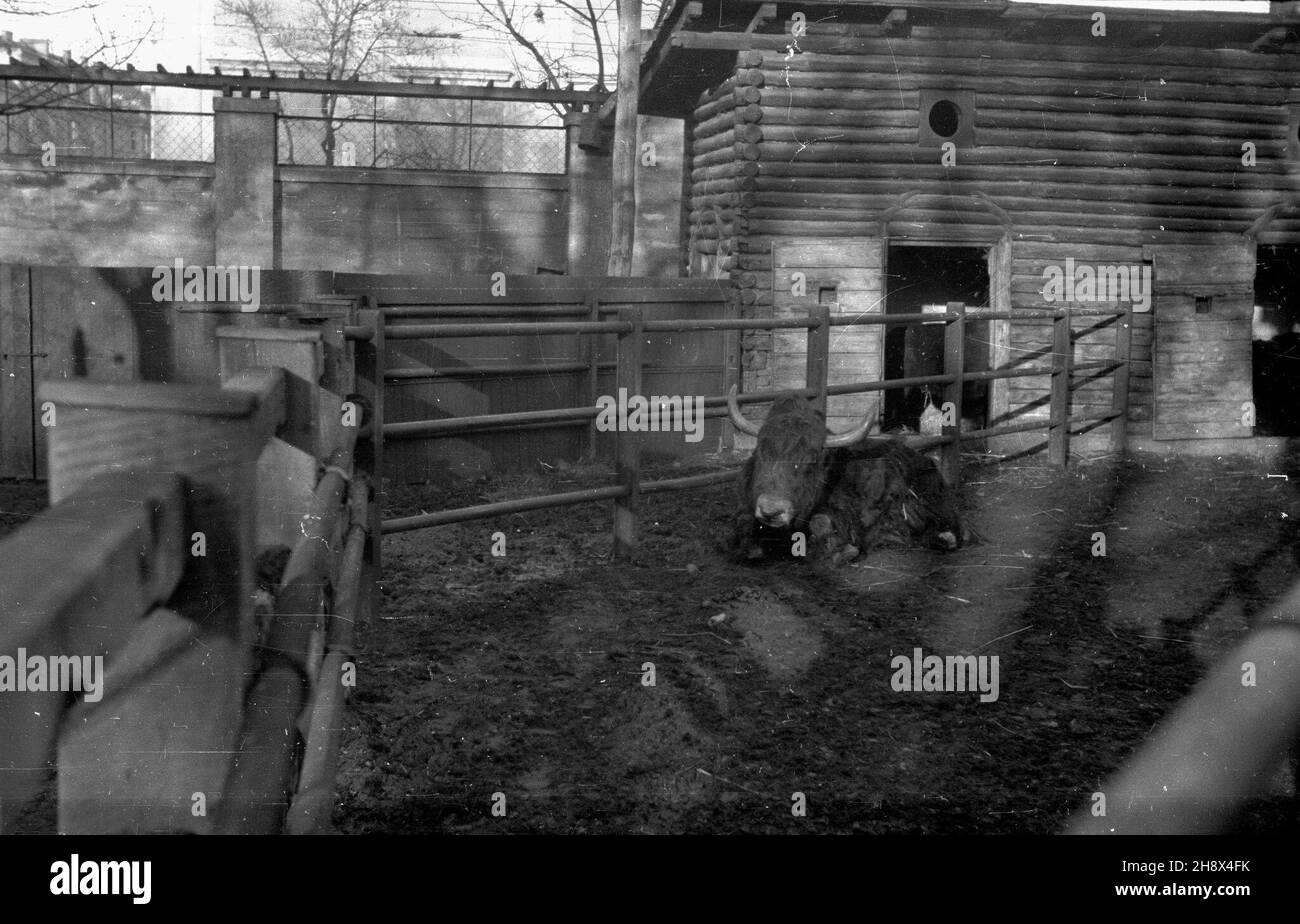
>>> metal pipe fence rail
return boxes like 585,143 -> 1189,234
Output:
0,307 -> 381,835
363,283 -> 1133,549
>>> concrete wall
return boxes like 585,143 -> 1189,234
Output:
0,160 -> 215,266
279,168 -> 568,274
0,155 -> 569,274
0,95 -> 574,274
0,102 -> 689,280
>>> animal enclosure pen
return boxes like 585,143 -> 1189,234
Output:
361,275 -> 1134,554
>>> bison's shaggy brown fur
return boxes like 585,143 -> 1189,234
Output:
810,441 -> 966,566
732,395 -> 966,565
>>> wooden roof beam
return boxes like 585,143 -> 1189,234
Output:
0,62 -> 606,104
882,8 -> 909,37
603,0 -> 702,123
746,3 -> 777,34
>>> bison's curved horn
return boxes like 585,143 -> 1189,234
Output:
823,411 -> 877,448
726,385 -> 763,436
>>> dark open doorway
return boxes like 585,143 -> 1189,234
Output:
1253,245 -> 1300,437
883,245 -> 990,432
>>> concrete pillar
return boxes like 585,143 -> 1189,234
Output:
212,96 -> 279,267
631,116 -> 685,277
167,96 -> 280,384
564,112 -> 612,275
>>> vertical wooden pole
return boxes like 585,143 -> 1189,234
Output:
1111,307 -> 1132,453
942,301 -> 966,486
606,0 -> 642,276
614,307 -> 643,556
584,294 -> 600,462
1049,308 -> 1073,468
805,304 -> 830,417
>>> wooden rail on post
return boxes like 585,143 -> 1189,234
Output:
942,302 -> 966,486
1049,308 -> 1073,468
613,307 -> 643,556
805,304 -> 830,418
1111,307 -> 1133,453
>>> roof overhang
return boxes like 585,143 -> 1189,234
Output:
638,0 -> 1300,118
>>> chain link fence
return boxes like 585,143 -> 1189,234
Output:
276,93 -> 566,174
1,80 -> 568,173
1,79 -> 213,161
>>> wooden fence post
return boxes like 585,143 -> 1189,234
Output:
217,327 -> 326,550
1049,308 -> 1074,468
353,300 -> 384,590
584,294 -> 601,462
1111,307 -> 1133,453
613,307 -> 642,556
722,286 -> 741,452
942,302 -> 966,486
806,304 -> 830,417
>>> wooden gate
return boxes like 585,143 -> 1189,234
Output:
1148,242 -> 1257,440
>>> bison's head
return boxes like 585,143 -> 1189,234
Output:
728,387 -> 874,531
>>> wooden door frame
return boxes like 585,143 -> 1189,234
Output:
879,236 -> 1010,427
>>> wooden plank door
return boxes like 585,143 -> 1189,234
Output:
1148,242 -> 1256,440
771,237 -> 884,434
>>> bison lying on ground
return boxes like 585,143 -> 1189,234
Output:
727,388 -> 965,565
810,440 -> 965,566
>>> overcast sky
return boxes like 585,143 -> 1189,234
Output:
0,0 -> 1278,69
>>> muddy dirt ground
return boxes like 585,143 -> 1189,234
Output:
338,449 -> 1300,834
4,448 -> 1299,835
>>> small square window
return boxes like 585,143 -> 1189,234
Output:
1195,296 -> 1213,314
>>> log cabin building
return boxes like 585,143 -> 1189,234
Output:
639,0 -> 1300,453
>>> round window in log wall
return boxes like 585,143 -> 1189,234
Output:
917,89 -> 975,148
928,99 -> 961,138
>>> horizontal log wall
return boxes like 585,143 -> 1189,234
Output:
688,34 -> 1300,442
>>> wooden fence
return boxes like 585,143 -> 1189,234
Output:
333,275 -> 734,476
0,302 -> 381,834
363,279 -> 1133,551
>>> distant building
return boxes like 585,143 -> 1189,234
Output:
1,31 -> 152,158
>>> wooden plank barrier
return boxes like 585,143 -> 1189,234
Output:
36,369 -> 285,833
0,471 -> 186,827
0,299 -> 380,834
